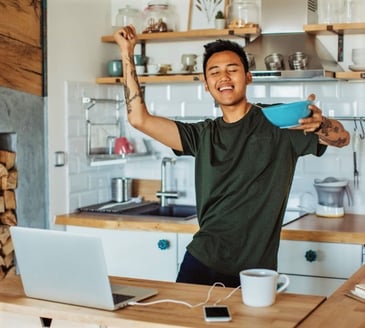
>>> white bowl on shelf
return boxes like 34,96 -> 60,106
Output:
352,48 -> 365,66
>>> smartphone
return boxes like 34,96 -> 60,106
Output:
203,305 -> 232,322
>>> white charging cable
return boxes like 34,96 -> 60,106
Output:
128,282 -> 241,308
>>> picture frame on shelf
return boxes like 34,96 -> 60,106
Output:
188,0 -> 228,30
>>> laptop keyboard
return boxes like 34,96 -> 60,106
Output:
112,293 -> 134,305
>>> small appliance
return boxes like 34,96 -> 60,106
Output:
313,177 -> 351,217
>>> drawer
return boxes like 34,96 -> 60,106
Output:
283,274 -> 345,297
278,240 -> 362,279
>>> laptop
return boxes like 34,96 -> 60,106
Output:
10,226 -> 158,310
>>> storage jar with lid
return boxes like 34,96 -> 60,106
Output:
227,0 -> 259,28
115,5 -> 142,33
142,0 -> 175,33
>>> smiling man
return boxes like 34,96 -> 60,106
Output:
114,26 -> 350,287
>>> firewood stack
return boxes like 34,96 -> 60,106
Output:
0,150 -> 17,280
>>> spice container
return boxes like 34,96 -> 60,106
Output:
111,177 -> 132,203
142,0 -> 175,33
115,5 -> 142,33
227,0 -> 259,28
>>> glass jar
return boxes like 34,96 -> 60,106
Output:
227,0 -> 259,28
142,0 -> 175,33
115,6 -> 142,33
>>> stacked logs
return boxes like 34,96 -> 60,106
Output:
0,150 -> 17,280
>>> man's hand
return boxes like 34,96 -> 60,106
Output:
292,94 -> 350,147
113,25 -> 138,56
292,94 -> 323,133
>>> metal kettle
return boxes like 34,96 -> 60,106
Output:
313,177 -> 352,217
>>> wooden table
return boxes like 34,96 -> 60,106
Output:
298,264 -> 365,328
0,274 -> 325,328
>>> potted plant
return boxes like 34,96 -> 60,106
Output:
214,10 -> 226,30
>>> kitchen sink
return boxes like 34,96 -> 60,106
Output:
79,201 -> 197,221
120,202 -> 197,220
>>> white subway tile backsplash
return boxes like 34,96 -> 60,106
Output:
269,84 -> 304,99
67,80 -> 365,214
247,84 -> 267,98
305,81 -> 339,98
169,84 -> 200,101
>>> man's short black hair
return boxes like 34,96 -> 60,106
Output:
203,39 -> 249,78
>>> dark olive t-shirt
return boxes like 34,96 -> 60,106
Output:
173,105 -> 326,276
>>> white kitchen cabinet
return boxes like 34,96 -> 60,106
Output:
177,233 -> 194,270
66,226 -> 179,282
278,240 -> 363,296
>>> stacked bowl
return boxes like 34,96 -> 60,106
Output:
349,48 -> 365,72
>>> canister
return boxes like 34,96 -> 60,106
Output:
142,0 -> 175,33
111,177 -> 132,202
227,0 -> 259,28
115,5 -> 142,33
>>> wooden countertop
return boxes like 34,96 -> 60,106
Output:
55,212 -> 365,244
298,264 -> 365,328
280,213 -> 365,244
0,274 -> 325,328
55,212 -> 200,233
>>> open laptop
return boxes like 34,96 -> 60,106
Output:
10,226 -> 158,310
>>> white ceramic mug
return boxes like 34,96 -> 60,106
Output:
240,269 -> 290,307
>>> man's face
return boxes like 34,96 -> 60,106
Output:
204,50 -> 252,108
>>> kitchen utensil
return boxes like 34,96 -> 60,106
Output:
181,54 -> 197,72
135,65 -> 145,75
134,55 -> 147,65
147,64 -> 159,74
106,136 -> 116,155
227,0 -> 259,28
158,64 -> 171,74
115,5 -> 142,33
288,52 -> 308,70
351,48 -> 365,65
142,0 -> 175,33
114,137 -> 134,154
240,269 -> 289,307
246,53 -> 256,70
260,100 -> 311,128
318,0 -> 342,23
313,177 -> 351,217
265,53 -> 284,70
107,60 -> 122,77
353,128 -> 360,189
111,177 -> 132,203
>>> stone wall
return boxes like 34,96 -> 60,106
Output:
0,87 -> 47,228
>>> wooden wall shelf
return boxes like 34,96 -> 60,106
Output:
305,22 -> 365,78
304,22 -> 365,34
96,74 -> 204,85
101,26 -> 261,43
98,24 -> 365,83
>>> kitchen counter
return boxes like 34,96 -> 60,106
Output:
0,274 -> 325,327
55,212 -> 365,243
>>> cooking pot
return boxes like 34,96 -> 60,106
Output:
288,52 -> 308,70
265,53 -> 284,70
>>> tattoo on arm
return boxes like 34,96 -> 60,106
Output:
123,60 -> 145,114
317,117 -> 349,147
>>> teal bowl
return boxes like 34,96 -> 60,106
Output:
261,100 -> 311,128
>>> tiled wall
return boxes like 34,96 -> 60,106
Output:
67,80 -> 365,214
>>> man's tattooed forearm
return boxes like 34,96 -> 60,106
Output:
124,67 -> 144,114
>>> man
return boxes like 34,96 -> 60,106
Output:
114,25 -> 350,287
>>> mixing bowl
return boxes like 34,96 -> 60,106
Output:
261,100 -> 311,128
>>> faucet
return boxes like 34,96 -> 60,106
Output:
156,157 -> 179,207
